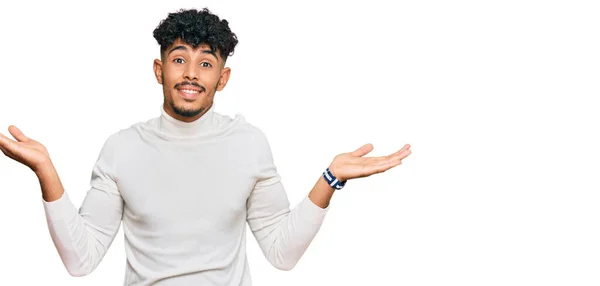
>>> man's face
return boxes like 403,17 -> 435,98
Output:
153,38 -> 231,122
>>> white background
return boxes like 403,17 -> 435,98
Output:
0,0 -> 599,285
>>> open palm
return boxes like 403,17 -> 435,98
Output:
329,143 -> 412,182
0,125 -> 51,172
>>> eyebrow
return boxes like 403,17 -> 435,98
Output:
167,45 -> 188,55
167,45 -> 219,61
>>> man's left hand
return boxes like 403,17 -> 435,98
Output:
328,143 -> 412,182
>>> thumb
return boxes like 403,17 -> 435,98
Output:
351,143 -> 373,157
8,125 -> 30,142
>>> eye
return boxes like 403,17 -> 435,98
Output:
200,62 -> 212,68
173,58 -> 185,64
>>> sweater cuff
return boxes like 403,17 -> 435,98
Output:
42,192 -> 77,221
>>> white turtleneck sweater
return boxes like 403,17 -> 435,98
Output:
41,104 -> 330,286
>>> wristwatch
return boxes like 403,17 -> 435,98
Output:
323,168 -> 346,190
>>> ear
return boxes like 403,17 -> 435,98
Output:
216,67 -> 231,91
153,59 -> 163,84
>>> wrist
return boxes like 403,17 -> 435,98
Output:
323,166 -> 346,190
327,164 -> 345,183
34,160 -> 55,178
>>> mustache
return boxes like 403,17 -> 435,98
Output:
174,81 -> 206,92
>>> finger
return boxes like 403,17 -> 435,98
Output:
362,156 -> 387,164
368,147 -> 411,165
0,133 -> 13,148
364,158 -> 402,175
384,147 -> 412,162
400,143 -> 411,152
360,155 -> 396,167
374,155 -> 403,167
8,125 -> 30,142
0,144 -> 16,160
0,133 -> 20,157
351,143 -> 374,157
393,149 -> 412,161
387,144 -> 411,158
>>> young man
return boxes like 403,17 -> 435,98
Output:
0,8 -> 411,286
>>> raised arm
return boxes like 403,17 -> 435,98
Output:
0,125 -> 123,277
245,129 -> 329,271
245,129 -> 411,271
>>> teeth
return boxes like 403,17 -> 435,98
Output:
182,89 -> 200,94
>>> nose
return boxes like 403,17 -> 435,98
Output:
183,64 -> 198,81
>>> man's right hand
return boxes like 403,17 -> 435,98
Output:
0,125 -> 52,174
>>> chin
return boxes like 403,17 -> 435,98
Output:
170,99 -> 205,118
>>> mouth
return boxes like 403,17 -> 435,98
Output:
176,86 -> 204,100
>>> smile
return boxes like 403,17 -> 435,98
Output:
178,89 -> 202,100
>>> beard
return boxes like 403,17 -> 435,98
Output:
169,98 -> 205,118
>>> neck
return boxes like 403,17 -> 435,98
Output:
158,103 -> 216,138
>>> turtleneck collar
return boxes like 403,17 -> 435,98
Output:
134,102 -> 245,144
158,103 -> 216,138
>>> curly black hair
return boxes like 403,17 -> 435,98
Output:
153,8 -> 238,62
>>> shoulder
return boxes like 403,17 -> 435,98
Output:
211,110 -> 269,143
235,116 -> 270,146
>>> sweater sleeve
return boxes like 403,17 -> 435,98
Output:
42,133 -> 124,277
246,129 -> 329,271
